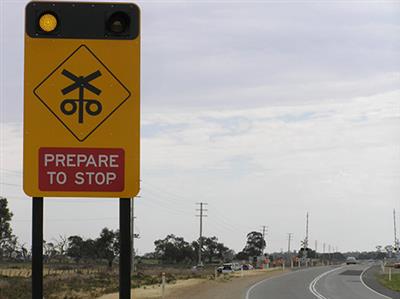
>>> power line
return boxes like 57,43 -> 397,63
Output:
0,182 -> 20,186
141,188 -> 192,207
13,217 -> 117,222
0,168 -> 22,174
141,181 -> 189,202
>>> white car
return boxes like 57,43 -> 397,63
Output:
221,263 -> 235,273
346,257 -> 358,265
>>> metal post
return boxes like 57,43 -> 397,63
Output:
131,198 -> 134,272
32,197 -> 43,299
120,198 -> 131,299
161,272 -> 166,298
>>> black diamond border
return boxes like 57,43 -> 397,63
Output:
33,44 -> 132,142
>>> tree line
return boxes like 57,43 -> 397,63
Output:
0,197 -> 391,266
0,197 -> 270,266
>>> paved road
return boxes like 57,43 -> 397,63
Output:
246,264 -> 391,299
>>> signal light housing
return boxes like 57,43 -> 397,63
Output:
38,12 -> 58,33
107,12 -> 130,34
26,2 -> 139,40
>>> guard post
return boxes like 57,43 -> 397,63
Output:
24,2 -> 140,298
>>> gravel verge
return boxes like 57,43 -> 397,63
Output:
98,268 -> 289,299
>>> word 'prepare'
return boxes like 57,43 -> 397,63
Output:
39,148 -> 125,192
43,153 -> 119,168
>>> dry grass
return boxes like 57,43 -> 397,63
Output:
98,278 -> 204,299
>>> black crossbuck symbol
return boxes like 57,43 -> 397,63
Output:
60,69 -> 103,124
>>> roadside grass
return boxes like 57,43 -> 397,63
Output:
0,268 -> 212,299
378,273 -> 400,292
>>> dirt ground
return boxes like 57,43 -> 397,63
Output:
98,268 -> 289,299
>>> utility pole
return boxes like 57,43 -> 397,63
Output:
287,233 -> 293,254
394,209 -> 399,253
196,202 -> 208,266
261,225 -> 268,255
287,233 -> 293,268
302,212 -> 309,259
315,240 -> 318,253
305,212 -> 309,248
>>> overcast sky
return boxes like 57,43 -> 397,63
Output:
1,0 -> 400,255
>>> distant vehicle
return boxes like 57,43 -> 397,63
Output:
216,266 -> 224,274
393,263 -> 400,269
241,264 -> 254,270
221,263 -> 241,273
232,263 -> 241,271
346,257 -> 357,265
191,264 -> 204,271
221,263 -> 234,273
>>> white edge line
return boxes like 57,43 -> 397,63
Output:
308,266 -> 345,299
309,275 -> 326,299
360,264 -> 392,299
245,266 -> 333,299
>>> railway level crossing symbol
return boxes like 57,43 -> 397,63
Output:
34,45 -> 131,142
60,69 -> 103,124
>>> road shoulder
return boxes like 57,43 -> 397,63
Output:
362,265 -> 399,298
98,268 -> 289,299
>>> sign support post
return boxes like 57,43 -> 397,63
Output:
32,197 -> 43,299
120,198 -> 131,299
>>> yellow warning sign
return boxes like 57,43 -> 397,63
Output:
24,2 -> 140,198
34,45 -> 130,142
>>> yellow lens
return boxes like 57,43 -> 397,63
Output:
39,13 -> 58,32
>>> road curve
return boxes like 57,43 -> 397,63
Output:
246,264 -> 390,299
313,263 -> 391,299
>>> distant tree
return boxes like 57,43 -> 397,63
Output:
18,243 -> 29,261
0,197 -> 14,260
55,235 -> 68,257
241,231 -> 265,258
332,252 -> 345,261
192,236 -> 231,263
96,228 -> 119,269
376,251 -> 387,260
142,252 -> 157,259
236,251 -> 249,261
222,248 -> 235,262
67,235 -> 85,263
298,247 -> 316,259
154,234 -> 195,263
385,245 -> 394,257
203,237 -> 219,263
82,238 -> 97,261
43,241 -> 58,262
216,242 -> 230,261
2,235 -> 18,260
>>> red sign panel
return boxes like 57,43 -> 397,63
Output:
39,148 -> 124,192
